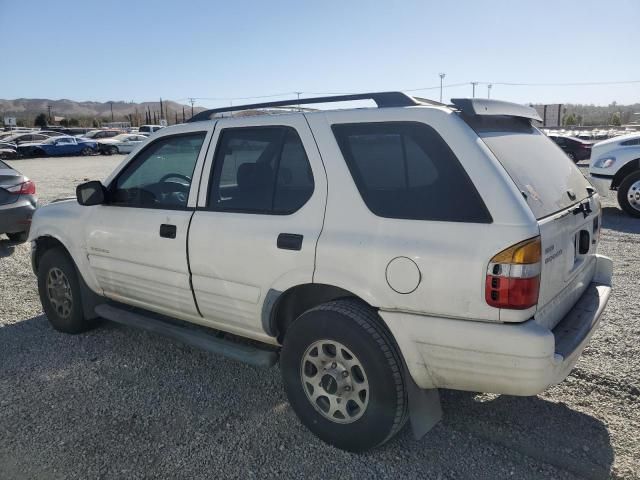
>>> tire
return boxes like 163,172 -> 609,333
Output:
7,231 -> 28,243
280,299 -> 408,452
617,170 -> 640,218
80,147 -> 94,156
37,247 -> 95,334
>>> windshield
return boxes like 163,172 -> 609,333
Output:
139,126 -> 151,132
471,116 -> 592,219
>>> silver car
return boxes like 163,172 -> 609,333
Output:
0,160 -> 37,242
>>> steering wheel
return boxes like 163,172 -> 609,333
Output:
159,173 -> 191,184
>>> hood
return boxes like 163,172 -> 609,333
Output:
97,138 -> 119,145
593,133 -> 640,148
17,141 -> 45,147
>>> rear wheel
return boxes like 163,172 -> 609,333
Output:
617,171 -> 640,218
7,231 -> 28,243
280,299 -> 408,452
37,248 -> 96,333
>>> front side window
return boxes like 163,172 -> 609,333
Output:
332,121 -> 491,222
110,132 -> 206,209
208,126 -> 314,214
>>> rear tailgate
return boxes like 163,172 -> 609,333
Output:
471,116 -> 599,327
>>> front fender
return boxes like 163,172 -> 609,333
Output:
29,200 -> 103,295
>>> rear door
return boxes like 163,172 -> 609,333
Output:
476,119 -> 600,326
189,115 -> 326,342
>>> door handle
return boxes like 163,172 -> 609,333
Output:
277,233 -> 303,251
159,224 -> 177,239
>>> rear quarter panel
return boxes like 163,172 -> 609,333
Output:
306,107 -> 538,322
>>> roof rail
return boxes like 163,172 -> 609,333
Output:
188,91 -> 421,122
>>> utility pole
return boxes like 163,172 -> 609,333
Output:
439,73 -> 446,103
189,98 -> 195,119
487,84 -> 492,99
182,106 -> 185,123
159,98 -> 164,121
471,82 -> 478,98
109,101 -> 114,122
295,91 -> 302,111
47,104 -> 52,124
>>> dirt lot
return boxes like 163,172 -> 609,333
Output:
1,156 -> 639,479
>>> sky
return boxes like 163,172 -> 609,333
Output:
1,0 -> 639,108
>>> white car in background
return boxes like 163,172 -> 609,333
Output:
589,133 -> 640,217
97,134 -> 148,155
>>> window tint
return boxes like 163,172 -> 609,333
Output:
208,126 -> 313,214
111,132 -> 206,209
332,122 -> 491,222
621,138 -> 640,146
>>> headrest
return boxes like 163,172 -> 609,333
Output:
237,162 -> 273,188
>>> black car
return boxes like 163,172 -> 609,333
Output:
548,135 -> 593,162
0,159 -> 37,242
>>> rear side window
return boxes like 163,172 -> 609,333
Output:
208,126 -> 314,214
621,138 -> 640,146
332,122 -> 491,222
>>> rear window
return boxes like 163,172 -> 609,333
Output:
332,122 -> 491,223
471,117 -> 592,219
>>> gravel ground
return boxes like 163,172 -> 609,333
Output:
0,156 -> 638,479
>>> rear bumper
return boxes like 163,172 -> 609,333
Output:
0,199 -> 37,234
380,254 -> 613,396
588,174 -> 613,197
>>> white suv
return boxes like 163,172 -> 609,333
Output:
29,92 -> 612,452
588,132 -> 640,217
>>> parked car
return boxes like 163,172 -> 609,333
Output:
0,145 -> 17,160
0,132 -> 51,146
17,136 -> 98,157
548,134 -> 593,162
36,130 -> 68,137
78,129 -> 123,140
589,133 -> 640,217
138,124 -> 164,136
29,93 -> 612,452
97,134 -> 148,155
0,159 -> 37,242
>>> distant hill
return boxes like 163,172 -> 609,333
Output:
531,102 -> 640,126
0,98 -> 207,126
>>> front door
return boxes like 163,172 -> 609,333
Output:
85,129 -> 212,320
189,115 -> 327,342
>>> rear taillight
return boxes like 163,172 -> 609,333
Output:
6,180 -> 36,195
485,237 -> 541,310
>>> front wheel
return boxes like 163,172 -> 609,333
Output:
280,299 -> 408,452
80,147 -> 94,156
617,171 -> 640,218
37,248 -> 96,333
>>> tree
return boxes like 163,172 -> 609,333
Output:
563,113 -> 577,126
611,112 -> 622,126
34,113 -> 47,128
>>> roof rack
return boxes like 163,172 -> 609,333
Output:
188,91 -> 422,122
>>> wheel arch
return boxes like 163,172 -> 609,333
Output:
611,158 -> 640,189
268,283 -> 372,342
33,234 -> 103,320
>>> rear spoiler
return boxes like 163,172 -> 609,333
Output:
450,98 -> 542,122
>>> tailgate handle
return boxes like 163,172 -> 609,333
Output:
578,230 -> 590,254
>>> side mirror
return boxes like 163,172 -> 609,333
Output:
76,180 -> 106,206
